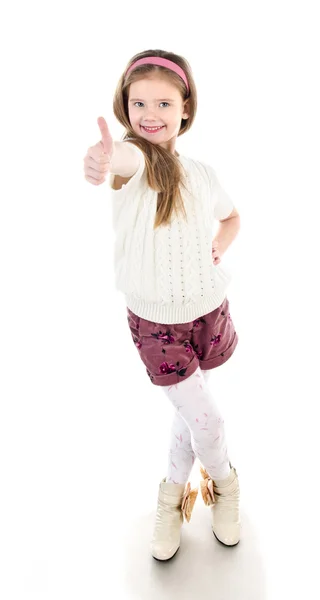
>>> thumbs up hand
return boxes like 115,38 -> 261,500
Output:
83,117 -> 115,185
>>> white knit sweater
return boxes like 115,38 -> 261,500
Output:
108,142 -> 235,324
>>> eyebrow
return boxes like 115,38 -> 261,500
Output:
129,98 -> 175,102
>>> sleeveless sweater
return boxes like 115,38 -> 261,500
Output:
108,143 -> 235,325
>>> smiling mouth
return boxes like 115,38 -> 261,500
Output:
140,125 -> 165,134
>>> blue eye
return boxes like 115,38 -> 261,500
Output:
134,102 -> 169,108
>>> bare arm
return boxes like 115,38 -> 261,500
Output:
212,208 -> 241,257
109,141 -> 142,177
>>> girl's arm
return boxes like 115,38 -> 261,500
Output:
212,208 -> 241,257
109,141 -> 142,178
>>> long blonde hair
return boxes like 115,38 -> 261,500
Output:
113,49 -> 197,229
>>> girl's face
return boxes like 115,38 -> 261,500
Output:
128,75 -> 189,153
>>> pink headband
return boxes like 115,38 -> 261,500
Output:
125,56 -> 189,93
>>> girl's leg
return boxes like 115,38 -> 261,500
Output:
166,368 -> 212,484
201,369 -> 211,383
163,367 -> 230,481
166,411 -> 196,484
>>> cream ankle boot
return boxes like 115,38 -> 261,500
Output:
151,479 -> 198,561
200,464 -> 241,546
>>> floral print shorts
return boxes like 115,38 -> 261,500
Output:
126,296 -> 239,386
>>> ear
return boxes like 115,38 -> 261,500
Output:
182,99 -> 190,119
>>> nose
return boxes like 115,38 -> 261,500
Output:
143,116 -> 162,126
142,106 -> 159,121
144,114 -> 158,122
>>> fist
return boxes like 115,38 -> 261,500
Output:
83,117 -> 115,185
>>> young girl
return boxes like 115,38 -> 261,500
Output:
84,49 -> 241,561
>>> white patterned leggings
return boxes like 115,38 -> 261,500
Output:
162,366 -> 231,484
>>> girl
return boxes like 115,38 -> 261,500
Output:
84,49 -> 241,561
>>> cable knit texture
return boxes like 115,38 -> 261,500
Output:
108,142 -> 235,324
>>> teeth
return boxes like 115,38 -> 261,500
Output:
143,126 -> 163,131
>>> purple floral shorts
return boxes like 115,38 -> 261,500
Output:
126,296 -> 239,386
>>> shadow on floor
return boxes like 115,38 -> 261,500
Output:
123,505 -> 266,600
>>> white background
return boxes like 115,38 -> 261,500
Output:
1,1 -> 320,598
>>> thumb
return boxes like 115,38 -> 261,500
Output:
97,116 -> 113,156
